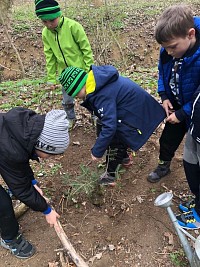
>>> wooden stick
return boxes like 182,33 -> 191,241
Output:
54,220 -> 89,267
14,202 -> 29,219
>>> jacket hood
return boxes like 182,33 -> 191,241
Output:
91,65 -> 119,92
3,107 -> 45,159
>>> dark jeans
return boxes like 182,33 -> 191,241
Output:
183,160 -> 200,200
0,185 -> 19,240
159,120 -> 187,161
183,160 -> 200,215
183,133 -> 200,216
96,119 -> 128,177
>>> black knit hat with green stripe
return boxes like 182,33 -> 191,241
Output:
59,67 -> 88,97
35,0 -> 61,20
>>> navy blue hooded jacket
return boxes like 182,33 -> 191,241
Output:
81,65 -> 166,158
157,17 -> 200,122
0,107 -> 49,213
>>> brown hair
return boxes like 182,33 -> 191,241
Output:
155,4 -> 194,44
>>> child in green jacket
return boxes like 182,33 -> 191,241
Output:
35,0 -> 94,127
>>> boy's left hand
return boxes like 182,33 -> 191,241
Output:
166,113 -> 180,124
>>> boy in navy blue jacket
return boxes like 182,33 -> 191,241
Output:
176,86 -> 200,229
147,4 -> 200,183
59,65 -> 166,185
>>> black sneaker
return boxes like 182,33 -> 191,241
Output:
1,233 -> 35,259
98,172 -> 116,186
122,153 -> 133,168
147,160 -> 171,183
179,199 -> 196,213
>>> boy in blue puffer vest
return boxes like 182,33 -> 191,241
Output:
59,65 -> 166,186
176,85 -> 200,229
147,4 -> 200,183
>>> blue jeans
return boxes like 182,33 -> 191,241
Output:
62,87 -> 76,120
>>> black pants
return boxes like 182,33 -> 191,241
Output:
159,120 -> 187,161
0,185 -> 19,240
183,160 -> 200,215
106,139 -> 129,176
96,119 -> 128,177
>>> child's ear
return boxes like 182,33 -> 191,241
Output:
188,28 -> 196,39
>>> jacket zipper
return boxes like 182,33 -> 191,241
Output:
55,30 -> 68,67
118,120 -> 142,134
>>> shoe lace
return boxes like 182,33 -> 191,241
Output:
186,199 -> 195,208
183,210 -> 196,223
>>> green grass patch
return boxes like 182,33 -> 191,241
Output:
12,5 -> 36,21
170,249 -> 188,267
0,78 -> 62,111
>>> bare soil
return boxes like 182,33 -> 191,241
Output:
0,121 -> 193,267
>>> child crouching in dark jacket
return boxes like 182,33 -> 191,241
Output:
59,65 -> 166,186
0,108 -> 69,258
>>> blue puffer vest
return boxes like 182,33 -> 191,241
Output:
158,17 -> 200,117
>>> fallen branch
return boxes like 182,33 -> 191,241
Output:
14,202 -> 29,219
54,220 -> 89,267
13,196 -> 87,267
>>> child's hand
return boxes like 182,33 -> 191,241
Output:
162,99 -> 174,117
49,84 -> 59,90
166,113 -> 180,124
45,209 -> 60,227
45,84 -> 60,90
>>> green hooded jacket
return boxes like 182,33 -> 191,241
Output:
42,16 -> 94,84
